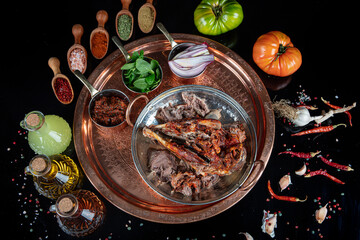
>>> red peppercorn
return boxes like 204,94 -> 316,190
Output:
54,77 -> 73,103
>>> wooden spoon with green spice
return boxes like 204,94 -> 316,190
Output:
116,0 -> 134,41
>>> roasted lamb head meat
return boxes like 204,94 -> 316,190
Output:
143,118 -> 247,176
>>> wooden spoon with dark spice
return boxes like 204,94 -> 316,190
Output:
90,10 -> 109,59
48,57 -> 74,104
115,0 -> 134,41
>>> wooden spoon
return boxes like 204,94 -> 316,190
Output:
90,10 -> 109,59
48,57 -> 74,104
138,0 -> 156,33
115,0 -> 134,41
67,24 -> 87,73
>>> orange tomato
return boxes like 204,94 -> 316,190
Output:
253,31 -> 302,77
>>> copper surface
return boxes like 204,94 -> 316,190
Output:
73,34 -> 275,224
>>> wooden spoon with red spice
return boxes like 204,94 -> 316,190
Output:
90,10 -> 109,59
48,57 -> 74,104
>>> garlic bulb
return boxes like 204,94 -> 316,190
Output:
273,99 -> 357,127
292,107 -> 315,126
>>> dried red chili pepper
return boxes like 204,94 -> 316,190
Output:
304,170 -> 345,184
295,104 -> 318,110
318,155 -> 354,171
267,180 -> 307,202
291,124 -> 346,136
278,150 -> 320,159
322,97 -> 353,126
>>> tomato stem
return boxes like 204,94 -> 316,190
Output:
274,44 -> 290,62
212,4 -> 222,19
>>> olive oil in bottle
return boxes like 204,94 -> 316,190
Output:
25,154 -> 83,199
49,190 -> 106,237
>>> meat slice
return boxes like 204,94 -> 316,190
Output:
170,171 -> 202,196
148,149 -> 177,182
155,93 -> 210,123
181,92 -> 209,117
201,174 -> 220,189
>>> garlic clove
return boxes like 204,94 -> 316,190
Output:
315,203 -> 328,224
261,210 -> 277,238
279,174 -> 292,191
239,232 -> 254,240
295,163 -> 307,176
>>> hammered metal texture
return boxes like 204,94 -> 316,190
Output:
73,34 -> 275,223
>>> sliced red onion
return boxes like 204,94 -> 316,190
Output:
173,48 -> 210,59
172,55 -> 214,68
169,60 -> 212,78
168,42 -> 214,78
173,43 -> 209,59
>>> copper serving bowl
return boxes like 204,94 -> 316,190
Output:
131,85 -> 257,205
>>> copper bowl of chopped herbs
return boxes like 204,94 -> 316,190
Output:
121,50 -> 163,94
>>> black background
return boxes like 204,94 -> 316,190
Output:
2,0 -> 359,239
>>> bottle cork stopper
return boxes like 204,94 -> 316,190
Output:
31,157 -> 47,172
58,197 -> 75,214
26,113 -> 40,127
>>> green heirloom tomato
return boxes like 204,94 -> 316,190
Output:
194,0 -> 243,36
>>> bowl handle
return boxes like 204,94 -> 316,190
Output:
239,159 -> 265,191
125,95 -> 149,127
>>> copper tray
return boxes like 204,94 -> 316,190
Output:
73,34 -> 275,224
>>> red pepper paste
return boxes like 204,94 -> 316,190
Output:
91,32 -> 108,59
54,78 -> 73,103
91,96 -> 128,126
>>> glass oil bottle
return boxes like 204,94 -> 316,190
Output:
49,190 -> 106,237
25,154 -> 83,199
20,110 -> 72,156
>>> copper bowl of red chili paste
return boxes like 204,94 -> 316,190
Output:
89,89 -> 129,128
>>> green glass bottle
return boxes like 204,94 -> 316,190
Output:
20,111 -> 72,156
